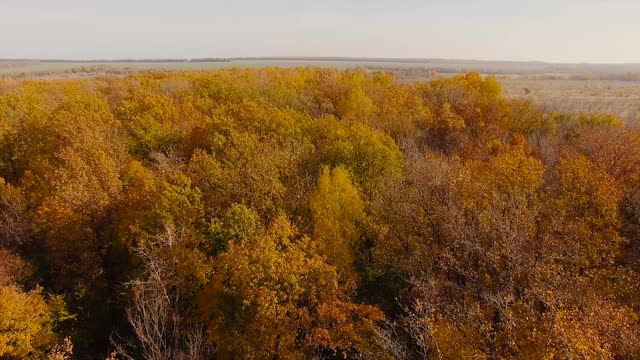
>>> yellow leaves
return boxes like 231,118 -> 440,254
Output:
558,156 -> 621,223
503,99 -> 544,135
427,72 -> 501,99
2,68 -> 640,358
212,131 -> 291,215
116,160 -> 159,245
555,156 -> 623,267
484,140 -> 545,196
434,103 -> 466,131
114,91 -> 179,156
463,140 -> 545,224
0,286 -> 56,359
155,174 -> 204,228
481,75 -> 503,96
206,204 -> 262,254
117,160 -> 205,249
218,99 -> 309,145
429,318 -> 486,359
199,215 -> 382,357
49,88 -> 119,132
41,146 -> 122,220
311,115 -> 403,183
310,166 -> 364,278
579,113 -> 622,127
0,84 -> 124,188
200,216 -> 323,356
26,144 -> 123,290
336,86 -> 376,122
452,72 -> 503,97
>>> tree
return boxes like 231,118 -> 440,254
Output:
114,91 -> 178,157
371,142 -> 553,359
0,286 -> 57,359
554,156 -> 623,269
117,225 -> 213,360
0,178 -> 31,248
310,166 -> 364,280
1,68 -> 639,359
310,115 -> 403,184
36,146 -> 122,291
199,215 -> 383,358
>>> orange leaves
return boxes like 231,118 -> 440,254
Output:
0,178 -> 31,248
0,249 -> 28,287
502,99 -> 544,135
309,300 -> 383,353
434,102 -> 466,131
544,287 -> 640,359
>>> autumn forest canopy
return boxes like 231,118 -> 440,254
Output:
1,68 -> 640,359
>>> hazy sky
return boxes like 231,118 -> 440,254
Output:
1,0 -> 637,63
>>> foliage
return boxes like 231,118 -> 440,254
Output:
309,166 -> 364,280
199,216 -> 382,358
0,286 -> 58,359
0,69 -> 637,359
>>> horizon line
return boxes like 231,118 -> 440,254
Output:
1,56 -> 639,66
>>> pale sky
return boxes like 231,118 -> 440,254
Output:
1,0 -> 638,63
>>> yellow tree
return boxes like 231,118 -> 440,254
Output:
198,215 -> 383,359
114,91 -> 178,157
309,166 -> 364,280
310,115 -> 403,184
555,156 -> 623,269
0,286 -> 57,359
336,86 -> 375,123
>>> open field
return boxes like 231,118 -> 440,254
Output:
499,76 -> 640,127
4,57 -> 640,75
0,59 -> 520,74
0,60 -> 388,74
3,58 -> 640,126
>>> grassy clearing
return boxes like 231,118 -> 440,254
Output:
499,77 -> 640,127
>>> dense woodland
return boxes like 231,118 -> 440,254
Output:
1,68 -> 640,359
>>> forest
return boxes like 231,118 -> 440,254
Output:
0,68 -> 639,359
